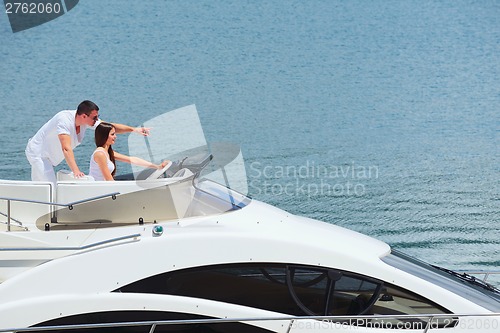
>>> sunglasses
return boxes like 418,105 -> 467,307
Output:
86,114 -> 99,121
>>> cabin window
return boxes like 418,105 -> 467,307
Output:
118,264 -> 302,315
383,250 -> 500,312
285,265 -> 382,316
117,263 -> 454,329
30,310 -> 274,333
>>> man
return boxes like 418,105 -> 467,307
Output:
25,100 -> 149,183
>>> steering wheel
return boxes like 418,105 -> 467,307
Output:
146,161 -> 172,180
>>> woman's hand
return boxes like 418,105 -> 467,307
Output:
133,127 -> 151,136
157,160 -> 171,169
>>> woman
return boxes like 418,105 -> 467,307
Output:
89,122 -> 168,181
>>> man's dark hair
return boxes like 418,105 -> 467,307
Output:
76,100 -> 99,115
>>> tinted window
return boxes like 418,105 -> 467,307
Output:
117,262 -> 452,327
383,250 -> 500,312
285,266 -> 382,316
118,264 -> 302,315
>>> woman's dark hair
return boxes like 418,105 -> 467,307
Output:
94,122 -> 116,176
77,100 -> 99,115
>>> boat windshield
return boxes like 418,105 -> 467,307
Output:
127,105 -> 249,198
382,250 -> 500,312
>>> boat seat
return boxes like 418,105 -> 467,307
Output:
57,170 -> 95,181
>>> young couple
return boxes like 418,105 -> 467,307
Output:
26,100 -> 167,182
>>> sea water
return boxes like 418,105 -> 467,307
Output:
0,0 -> 498,283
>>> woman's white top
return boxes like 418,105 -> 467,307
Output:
89,148 -> 115,181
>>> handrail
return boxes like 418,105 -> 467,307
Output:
0,211 -> 23,227
1,313 -> 498,333
0,192 -> 119,231
0,233 -> 141,252
0,192 -> 120,208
